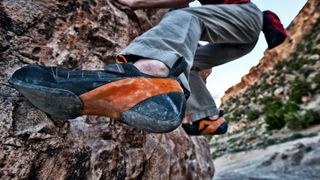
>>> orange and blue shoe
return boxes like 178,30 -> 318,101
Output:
9,59 -> 188,133
182,110 -> 228,136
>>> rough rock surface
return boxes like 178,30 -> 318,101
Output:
0,1 -> 214,179
221,0 -> 320,103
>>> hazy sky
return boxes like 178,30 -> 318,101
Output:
190,0 -> 309,106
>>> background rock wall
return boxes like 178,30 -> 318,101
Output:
221,0 -> 320,104
0,0 -> 214,179
210,1 -> 320,178
211,1 -> 320,177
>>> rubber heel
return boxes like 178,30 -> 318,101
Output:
9,79 -> 82,119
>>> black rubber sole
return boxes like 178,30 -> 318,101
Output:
9,79 -> 82,119
120,92 -> 186,133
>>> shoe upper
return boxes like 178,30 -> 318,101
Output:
9,64 -> 147,95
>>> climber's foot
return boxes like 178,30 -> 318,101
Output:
9,59 -> 187,133
134,59 -> 170,77
182,110 -> 228,136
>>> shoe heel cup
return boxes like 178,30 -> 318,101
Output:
214,122 -> 228,135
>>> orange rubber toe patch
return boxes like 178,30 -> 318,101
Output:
80,78 -> 183,119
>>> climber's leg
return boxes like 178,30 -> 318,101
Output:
116,3 -> 262,133
114,10 -> 204,132
119,2 -> 263,106
182,3 -> 262,44
118,9 -> 203,92
178,3 -> 262,136
132,59 -> 170,77
182,42 -> 257,135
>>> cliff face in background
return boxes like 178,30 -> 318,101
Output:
0,0 -> 214,179
212,0 -> 320,178
221,0 -> 320,104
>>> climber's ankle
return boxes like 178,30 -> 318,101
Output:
133,59 -> 169,77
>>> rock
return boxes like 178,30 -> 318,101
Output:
274,87 -> 284,96
313,61 -> 320,69
306,95 -> 320,115
285,74 -> 296,82
307,54 -> 319,60
301,95 -> 311,103
266,75 -> 275,85
214,135 -> 320,180
0,1 -> 214,179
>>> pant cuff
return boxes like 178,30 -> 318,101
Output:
119,42 -> 181,68
119,42 -> 191,92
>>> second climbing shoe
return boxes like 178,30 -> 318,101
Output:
182,110 -> 228,136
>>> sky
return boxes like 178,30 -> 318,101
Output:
190,0 -> 308,106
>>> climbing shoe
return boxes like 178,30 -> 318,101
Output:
9,60 -> 188,133
182,110 -> 228,136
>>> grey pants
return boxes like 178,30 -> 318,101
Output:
120,3 -> 263,122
